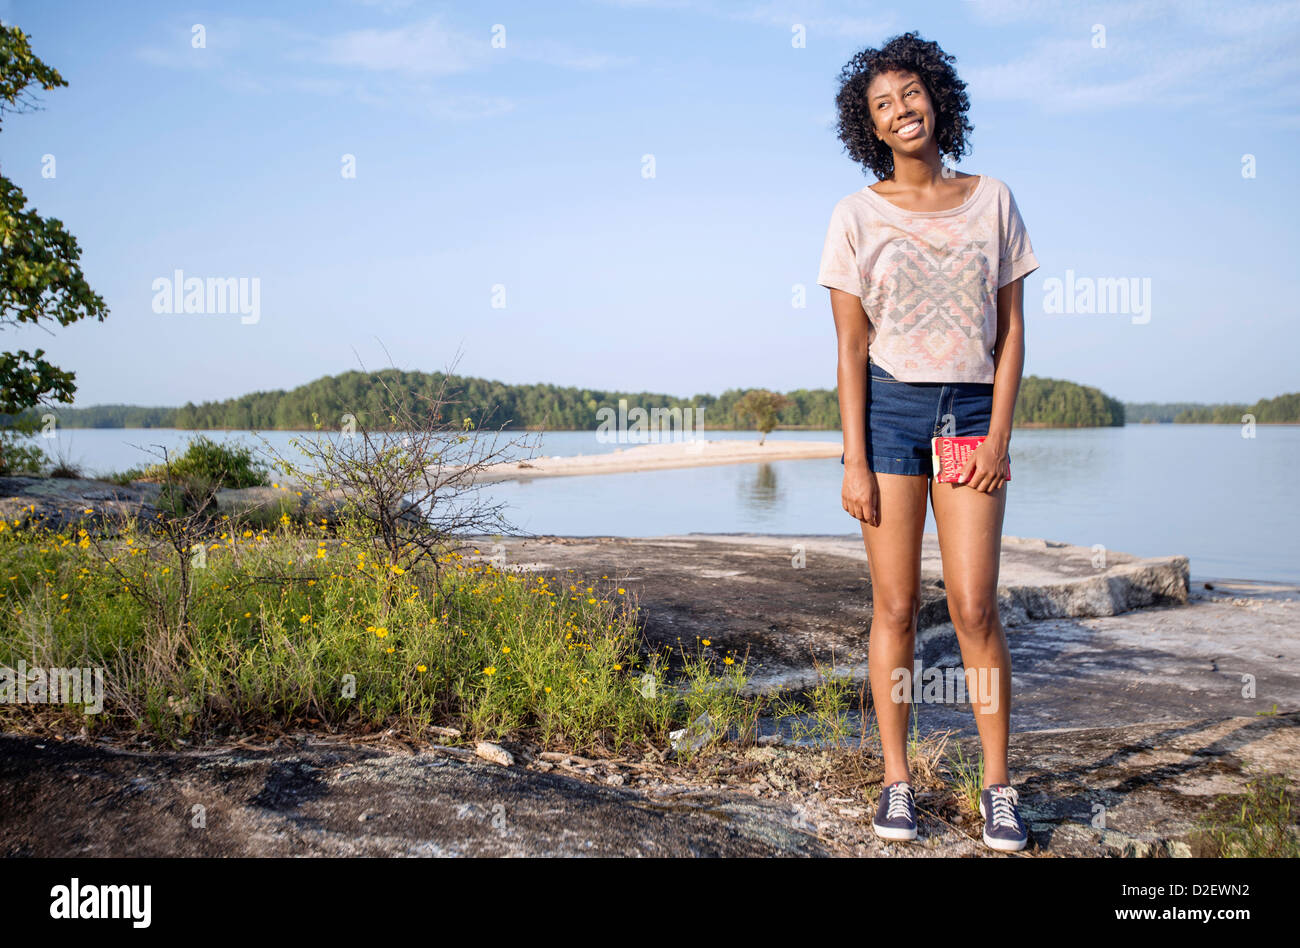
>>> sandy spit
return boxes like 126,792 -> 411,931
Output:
471,439 -> 843,482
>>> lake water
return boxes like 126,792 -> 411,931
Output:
27,424 -> 1299,583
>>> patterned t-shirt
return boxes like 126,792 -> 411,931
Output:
816,174 -> 1039,383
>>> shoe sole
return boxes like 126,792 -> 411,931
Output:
872,822 -> 918,841
981,831 -> 1028,852
979,800 -> 1028,852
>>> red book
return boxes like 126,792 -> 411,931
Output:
930,436 -> 1010,484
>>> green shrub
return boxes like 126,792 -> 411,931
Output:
139,435 -> 269,489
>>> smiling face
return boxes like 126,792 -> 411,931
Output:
866,68 -> 934,154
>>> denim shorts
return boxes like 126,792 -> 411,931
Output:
840,360 -> 995,477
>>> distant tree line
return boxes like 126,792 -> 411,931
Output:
1125,392 -> 1300,424
7,369 -> 1294,432
1016,376 -> 1124,427
8,403 -> 176,429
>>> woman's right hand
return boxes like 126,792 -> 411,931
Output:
842,462 -> 879,526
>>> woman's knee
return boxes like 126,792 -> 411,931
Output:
871,593 -> 921,634
948,594 -> 1001,638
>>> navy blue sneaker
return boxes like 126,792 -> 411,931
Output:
979,784 -> 1029,852
873,781 -> 917,841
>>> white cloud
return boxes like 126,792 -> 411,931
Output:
593,0 -> 896,39
962,0 -> 1300,118
133,12 -> 627,118
311,19 -> 488,76
731,1 -> 896,39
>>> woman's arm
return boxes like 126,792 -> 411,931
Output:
963,276 -> 1026,492
830,287 -> 878,523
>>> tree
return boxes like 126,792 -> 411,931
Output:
734,389 -> 789,445
0,21 -> 108,472
262,350 -> 538,616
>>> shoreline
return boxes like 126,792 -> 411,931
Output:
471,531 -> 1295,590
3,471 -> 1293,586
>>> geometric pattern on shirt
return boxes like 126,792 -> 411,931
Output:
871,229 -> 992,373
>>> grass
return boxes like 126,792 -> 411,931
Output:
769,650 -> 856,746
943,738 -> 985,814
0,512 -> 755,757
1190,773 -> 1300,858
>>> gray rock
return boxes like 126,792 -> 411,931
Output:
0,474 -> 421,534
2,712 -> 1292,857
475,742 -> 514,766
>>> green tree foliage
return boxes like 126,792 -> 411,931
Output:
733,390 -> 789,444
1126,393 -> 1300,424
1013,375 -> 1125,427
0,22 -> 109,471
1124,401 -> 1211,423
5,369 -> 1208,431
1173,392 -> 1300,424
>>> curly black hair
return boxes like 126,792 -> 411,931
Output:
833,31 -> 973,181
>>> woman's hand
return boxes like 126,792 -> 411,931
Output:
843,462 -> 880,525
958,435 -> 1010,493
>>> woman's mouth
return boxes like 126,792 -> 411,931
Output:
896,120 -> 923,140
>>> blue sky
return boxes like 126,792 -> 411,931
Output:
1,0 -> 1297,408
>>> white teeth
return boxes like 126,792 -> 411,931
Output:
899,121 -> 920,135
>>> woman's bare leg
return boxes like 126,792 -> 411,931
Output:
861,471 -> 930,785
929,477 -> 1012,787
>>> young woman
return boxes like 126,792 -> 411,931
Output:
816,32 -> 1038,852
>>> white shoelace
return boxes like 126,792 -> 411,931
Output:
988,786 -> 1021,830
885,784 -> 914,820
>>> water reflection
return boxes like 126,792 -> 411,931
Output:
739,462 -> 784,511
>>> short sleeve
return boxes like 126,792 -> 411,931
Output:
817,201 -> 862,297
998,186 -> 1039,288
